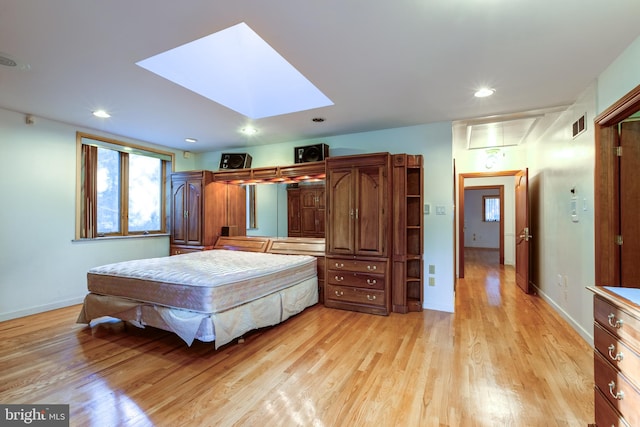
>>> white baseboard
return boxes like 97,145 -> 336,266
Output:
0,296 -> 85,322
533,285 -> 593,346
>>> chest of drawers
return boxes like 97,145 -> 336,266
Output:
589,286 -> 640,427
325,256 -> 390,315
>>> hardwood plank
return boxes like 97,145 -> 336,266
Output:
0,249 -> 593,426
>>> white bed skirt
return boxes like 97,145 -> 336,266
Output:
77,276 -> 318,349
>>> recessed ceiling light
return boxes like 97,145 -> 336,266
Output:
136,22 -> 333,119
474,88 -> 495,98
185,138 -> 198,143
242,127 -> 258,135
92,110 -> 111,118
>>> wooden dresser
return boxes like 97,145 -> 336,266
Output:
170,171 -> 245,255
325,153 -> 392,315
588,286 -> 640,427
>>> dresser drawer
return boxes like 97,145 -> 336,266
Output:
594,351 -> 640,427
326,284 -> 385,307
595,296 -> 640,353
594,322 -> 640,390
326,258 -> 387,274
594,386 -> 630,427
327,270 -> 385,290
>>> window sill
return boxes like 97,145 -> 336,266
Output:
72,233 -> 170,243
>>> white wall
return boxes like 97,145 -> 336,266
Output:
597,35 -> 640,115
0,108 -> 194,321
526,84 -> 597,342
199,122 -> 456,313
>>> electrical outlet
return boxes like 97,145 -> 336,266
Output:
428,264 -> 435,274
428,277 -> 435,286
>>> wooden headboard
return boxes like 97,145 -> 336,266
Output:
214,236 -> 326,257
267,237 -> 325,257
213,236 -> 271,252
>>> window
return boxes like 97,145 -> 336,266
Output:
483,195 -> 500,222
76,132 -> 174,239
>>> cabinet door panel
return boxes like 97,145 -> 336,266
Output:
171,180 -> 187,244
287,188 -> 301,236
356,165 -> 386,256
301,208 -> 318,235
328,169 -> 354,254
301,187 -> 319,235
186,180 -> 203,245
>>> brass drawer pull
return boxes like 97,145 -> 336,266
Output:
334,290 -> 344,297
608,344 -> 624,361
334,262 -> 344,268
367,265 -> 377,271
366,295 -> 376,301
334,276 -> 344,282
366,279 -> 377,285
608,313 -> 623,328
608,381 -> 624,400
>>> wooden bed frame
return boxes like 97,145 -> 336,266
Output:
214,236 -> 325,257
215,236 -> 326,303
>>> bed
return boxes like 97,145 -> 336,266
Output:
77,237 -> 321,348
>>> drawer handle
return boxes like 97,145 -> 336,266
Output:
334,262 -> 344,268
608,344 -> 624,361
334,290 -> 344,297
366,295 -> 376,301
366,279 -> 377,285
608,381 -> 624,400
334,276 -> 344,282
367,265 -> 377,271
607,313 -> 623,328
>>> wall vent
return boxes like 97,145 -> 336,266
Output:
572,114 -> 586,138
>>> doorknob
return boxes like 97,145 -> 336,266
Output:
519,227 -> 532,241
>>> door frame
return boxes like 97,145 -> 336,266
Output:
594,83 -> 640,286
458,170 -> 521,278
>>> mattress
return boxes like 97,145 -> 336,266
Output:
86,250 -> 317,314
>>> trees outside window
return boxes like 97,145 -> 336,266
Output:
76,133 -> 173,239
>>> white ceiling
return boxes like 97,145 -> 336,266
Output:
1,1 -> 639,153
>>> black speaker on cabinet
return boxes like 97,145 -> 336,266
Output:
294,143 -> 329,163
219,153 -> 252,169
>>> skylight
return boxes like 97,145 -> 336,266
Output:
136,22 -> 333,119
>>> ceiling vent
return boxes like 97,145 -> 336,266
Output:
572,114 -> 586,138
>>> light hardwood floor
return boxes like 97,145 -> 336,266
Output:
0,249 -> 594,426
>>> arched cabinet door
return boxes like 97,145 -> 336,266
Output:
326,167 -> 354,254
354,164 -> 387,257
